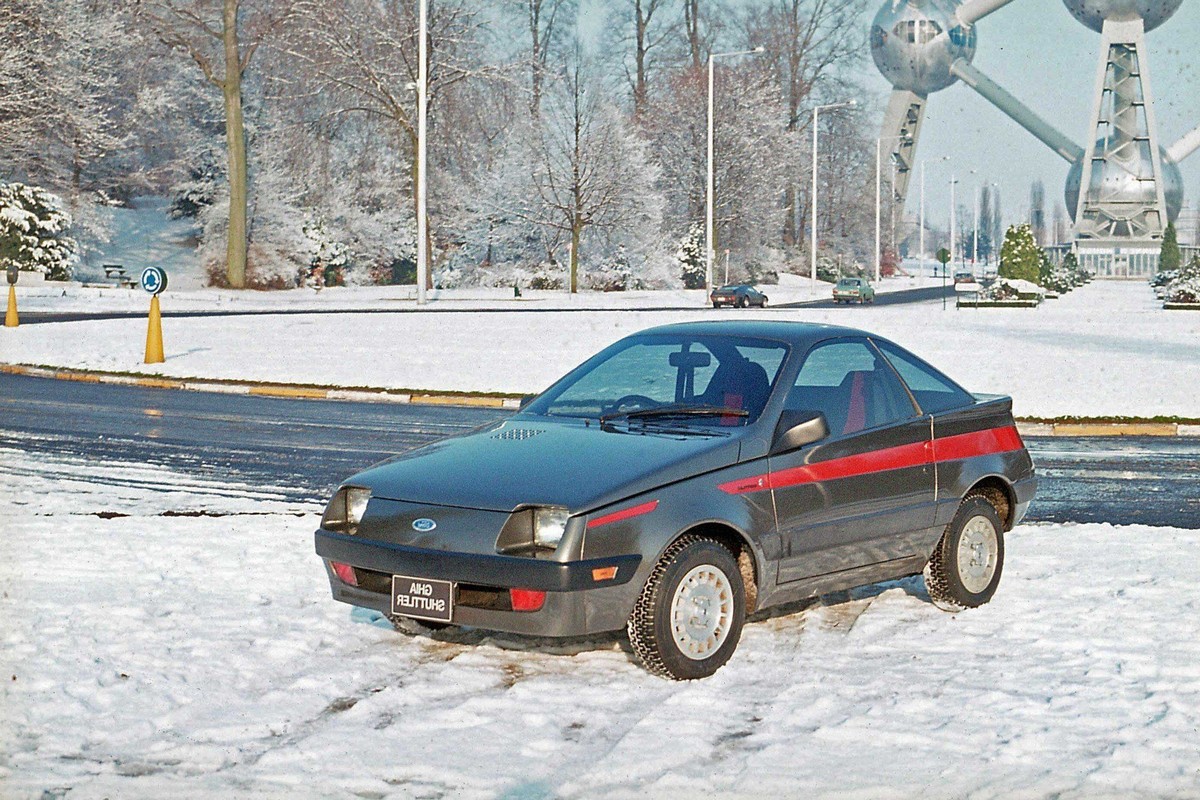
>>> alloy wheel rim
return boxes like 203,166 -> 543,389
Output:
957,515 -> 999,594
669,565 -> 734,661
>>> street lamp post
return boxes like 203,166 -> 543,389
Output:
706,46 -> 764,300
874,133 -> 907,282
949,174 -> 958,271
416,0 -> 429,305
811,99 -> 856,291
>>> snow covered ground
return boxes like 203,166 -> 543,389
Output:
2,448 -> 1198,798
3,280 -> 1197,419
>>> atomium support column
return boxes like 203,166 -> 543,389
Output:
879,90 -> 927,215
1074,19 -> 1169,242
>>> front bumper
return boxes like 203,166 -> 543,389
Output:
315,529 -> 643,637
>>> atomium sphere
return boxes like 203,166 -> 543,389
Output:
870,0 -> 977,95
1064,143 -> 1184,223
1062,0 -> 1183,33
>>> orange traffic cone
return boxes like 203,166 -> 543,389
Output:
4,284 -> 17,327
145,295 -> 164,363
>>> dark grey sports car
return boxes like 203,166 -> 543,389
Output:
315,321 -> 1036,679
710,284 -> 768,308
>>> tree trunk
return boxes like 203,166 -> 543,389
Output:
633,0 -> 648,117
570,212 -> 581,293
222,0 -> 248,289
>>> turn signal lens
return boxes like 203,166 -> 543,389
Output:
592,566 -> 619,582
330,561 -> 357,586
510,588 -> 546,612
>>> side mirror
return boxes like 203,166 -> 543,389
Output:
771,410 -> 829,454
518,394 -> 537,410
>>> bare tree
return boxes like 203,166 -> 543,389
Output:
527,54 -> 662,291
747,0 -> 865,246
510,0 -> 575,118
607,0 -> 677,117
1030,178 -> 1046,246
140,0 -> 292,288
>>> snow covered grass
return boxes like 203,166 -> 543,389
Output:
3,280 -> 1197,418
2,448 -> 1199,798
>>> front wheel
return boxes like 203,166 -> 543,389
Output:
627,536 -> 745,680
924,495 -> 1005,611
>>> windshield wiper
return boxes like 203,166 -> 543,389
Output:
600,404 -> 749,424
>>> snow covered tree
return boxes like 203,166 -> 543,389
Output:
526,54 -> 665,292
1160,221 -> 1181,274
278,0 -> 497,291
0,184 -> 78,280
999,223 -> 1041,284
140,0 -> 294,289
677,223 -> 706,288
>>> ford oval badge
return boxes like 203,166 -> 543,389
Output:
412,518 -> 437,532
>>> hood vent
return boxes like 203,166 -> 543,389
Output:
491,427 -> 546,441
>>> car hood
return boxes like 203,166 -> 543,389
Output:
346,417 -> 744,514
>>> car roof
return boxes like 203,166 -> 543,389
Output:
632,319 -> 873,347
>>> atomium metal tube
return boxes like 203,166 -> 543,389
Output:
948,59 -> 1085,163
956,0 -> 1020,26
1167,122 -> 1200,164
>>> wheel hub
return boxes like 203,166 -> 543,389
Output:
957,515 -> 999,594
670,565 -> 734,661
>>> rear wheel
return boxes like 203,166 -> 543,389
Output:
628,536 -> 745,680
737,295 -> 749,308
924,495 -> 1005,611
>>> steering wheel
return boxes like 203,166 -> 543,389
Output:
603,394 -> 660,416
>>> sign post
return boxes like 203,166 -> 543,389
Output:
4,265 -> 17,328
141,267 -> 167,363
936,247 -> 952,310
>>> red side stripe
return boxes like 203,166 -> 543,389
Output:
718,425 -> 1023,495
587,499 -> 659,529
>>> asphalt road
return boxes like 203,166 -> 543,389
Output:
18,284 -> 954,324
2,373 -> 1196,528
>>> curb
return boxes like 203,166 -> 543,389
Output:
0,364 -> 523,410
2,363 -> 1196,434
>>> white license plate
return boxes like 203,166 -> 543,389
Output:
390,575 -> 454,623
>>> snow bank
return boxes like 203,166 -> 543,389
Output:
2,448 -> 1199,798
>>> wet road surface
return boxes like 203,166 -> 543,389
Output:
2,373 -> 1196,528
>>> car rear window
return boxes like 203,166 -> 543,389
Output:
874,340 -> 975,414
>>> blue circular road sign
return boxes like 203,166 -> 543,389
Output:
140,267 -> 167,295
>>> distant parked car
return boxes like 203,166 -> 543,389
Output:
710,284 -> 768,308
832,277 -> 875,304
954,270 -> 977,284
315,321 -> 1037,680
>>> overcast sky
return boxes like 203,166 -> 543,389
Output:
865,1 -> 1200,232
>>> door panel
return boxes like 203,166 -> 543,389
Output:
768,338 -> 935,584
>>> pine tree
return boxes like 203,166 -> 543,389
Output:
998,223 -> 1041,284
0,183 -> 77,280
1160,221 -> 1181,273
677,223 -> 706,289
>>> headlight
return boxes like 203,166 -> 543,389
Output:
322,486 -> 371,535
532,506 -> 570,548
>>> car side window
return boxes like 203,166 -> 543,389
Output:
874,341 -> 975,414
786,340 -> 918,436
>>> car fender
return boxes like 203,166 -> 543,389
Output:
578,463 -> 776,631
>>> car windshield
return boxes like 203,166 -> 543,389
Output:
524,334 -> 789,427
